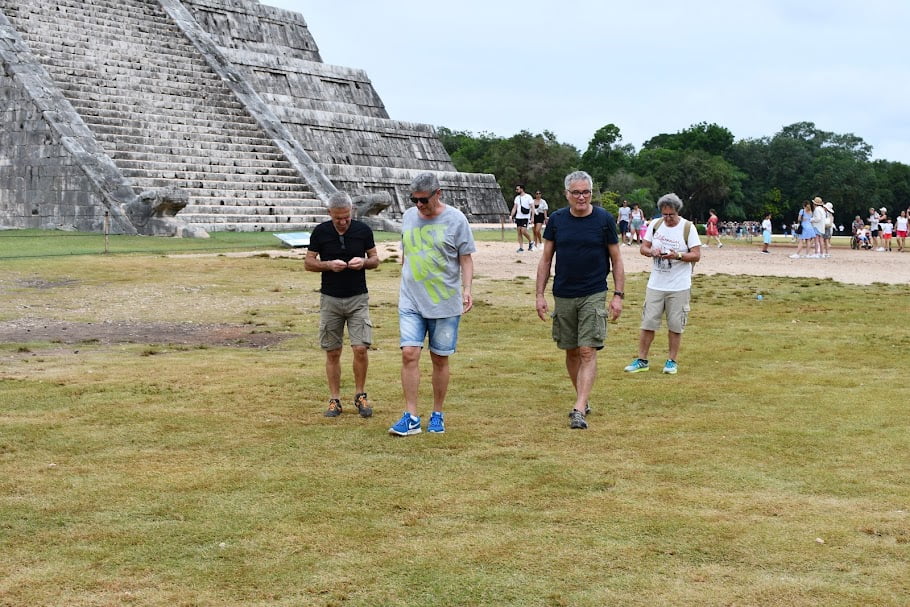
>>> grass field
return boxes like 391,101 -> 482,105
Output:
1,231 -> 908,606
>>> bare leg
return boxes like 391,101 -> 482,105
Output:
429,352 -> 450,412
638,329 -> 656,360
352,345 -> 368,394
325,348 -> 342,399
401,346 -> 422,415
565,346 -> 597,412
667,331 -> 682,361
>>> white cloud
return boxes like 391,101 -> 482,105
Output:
264,0 -> 910,163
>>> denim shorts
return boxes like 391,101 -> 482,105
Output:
399,307 -> 461,356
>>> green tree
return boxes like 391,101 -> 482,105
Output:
579,124 -> 635,190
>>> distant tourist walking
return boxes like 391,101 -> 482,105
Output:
618,200 -> 632,246
761,212 -> 772,253
624,193 -> 701,376
869,207 -> 882,250
895,210 -> 908,252
706,209 -> 723,247
790,201 -> 817,258
810,197 -> 827,257
510,184 -> 535,252
305,191 -> 380,418
536,171 -> 625,430
389,172 -> 476,436
630,203 -> 645,243
532,189 -> 548,249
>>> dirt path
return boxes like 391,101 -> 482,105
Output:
378,238 -> 910,286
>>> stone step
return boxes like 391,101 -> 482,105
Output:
121,167 -> 302,182
79,106 -> 257,126
128,175 -> 311,189
68,96 -> 247,118
41,54 -> 214,78
19,9 -> 186,39
56,81 -> 241,106
108,146 -> 286,160
184,204 -> 326,216
181,221 -> 326,233
76,111 -> 260,133
179,213 -> 327,225
49,64 -> 227,88
115,157 -> 294,171
172,189 -> 318,201
89,125 -> 274,146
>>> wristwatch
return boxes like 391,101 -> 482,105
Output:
613,291 -> 624,299
676,252 -> 683,260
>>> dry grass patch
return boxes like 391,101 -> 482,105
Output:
1,247 -> 909,606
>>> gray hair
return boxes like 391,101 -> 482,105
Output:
326,191 -> 352,210
409,172 -> 441,194
657,193 -> 683,212
564,170 -> 593,190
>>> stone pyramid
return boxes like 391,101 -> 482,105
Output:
0,0 -> 506,235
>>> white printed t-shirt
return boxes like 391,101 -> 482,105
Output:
644,220 -> 702,292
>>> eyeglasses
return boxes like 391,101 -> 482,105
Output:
569,190 -> 592,198
661,213 -> 678,218
338,235 -> 346,250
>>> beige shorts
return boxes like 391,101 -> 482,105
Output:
319,293 -> 372,350
640,288 -> 690,333
551,291 -> 608,350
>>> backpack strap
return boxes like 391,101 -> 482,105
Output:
650,218 -> 692,251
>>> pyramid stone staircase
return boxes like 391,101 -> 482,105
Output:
0,0 -> 507,235
1,0 -> 330,232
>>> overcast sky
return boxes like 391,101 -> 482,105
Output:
263,0 -> 910,165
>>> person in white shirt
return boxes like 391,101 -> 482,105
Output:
880,217 -> 893,251
618,200 -> 632,246
761,213 -> 772,254
531,189 -> 548,249
623,193 -> 702,375
895,210 -> 908,252
810,197 -> 827,258
509,184 -> 535,252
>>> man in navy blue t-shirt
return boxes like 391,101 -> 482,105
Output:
535,171 -> 625,430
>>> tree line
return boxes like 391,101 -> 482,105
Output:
438,121 -> 910,228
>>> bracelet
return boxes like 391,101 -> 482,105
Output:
613,291 -> 624,299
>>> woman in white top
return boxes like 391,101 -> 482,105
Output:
810,197 -> 827,257
630,204 -> 645,243
895,210 -> 908,252
532,190 -> 548,249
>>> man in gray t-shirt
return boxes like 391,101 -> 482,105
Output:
389,173 -> 476,437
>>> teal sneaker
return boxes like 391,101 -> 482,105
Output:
389,412 -> 421,436
624,358 -> 649,373
427,411 -> 445,433
662,359 -> 678,374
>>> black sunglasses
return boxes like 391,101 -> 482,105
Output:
409,190 -> 438,204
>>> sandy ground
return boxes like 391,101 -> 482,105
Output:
3,236 -> 905,349
205,235 -> 910,285
460,238 -> 910,285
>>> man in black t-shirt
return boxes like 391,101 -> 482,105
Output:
305,192 -> 379,418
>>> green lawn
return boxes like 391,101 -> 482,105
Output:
1,232 -> 908,606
